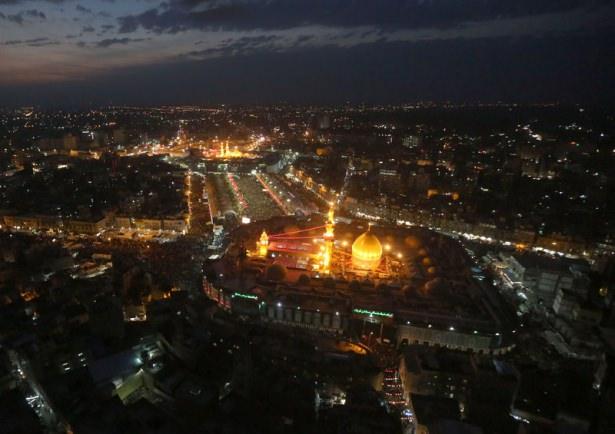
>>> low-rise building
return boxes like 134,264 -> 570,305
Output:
399,345 -> 476,404
498,253 -> 587,306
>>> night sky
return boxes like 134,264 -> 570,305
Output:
1,0 -> 614,107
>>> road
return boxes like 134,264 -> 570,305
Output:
186,171 -> 212,236
382,367 -> 416,433
8,350 -> 70,433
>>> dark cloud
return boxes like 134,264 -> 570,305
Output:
23,8 -> 46,19
82,25 -> 95,33
0,0 -> 67,4
95,37 -> 149,48
76,4 -> 93,14
183,34 -> 281,59
3,37 -> 48,45
118,6 -> 244,34
27,39 -> 59,47
118,0 -> 611,34
2,37 -> 58,47
0,8 -> 46,24
75,37 -> 150,49
295,35 -> 314,43
74,3 -> 110,18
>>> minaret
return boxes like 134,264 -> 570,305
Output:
322,205 -> 335,274
258,230 -> 269,257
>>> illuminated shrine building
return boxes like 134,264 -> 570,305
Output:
351,228 -> 383,270
218,140 -> 245,158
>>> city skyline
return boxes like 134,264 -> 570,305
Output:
1,4 -> 615,434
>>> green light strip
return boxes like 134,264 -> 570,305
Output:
232,292 -> 258,300
353,308 -> 393,318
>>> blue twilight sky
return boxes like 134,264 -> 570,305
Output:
1,0 -> 615,106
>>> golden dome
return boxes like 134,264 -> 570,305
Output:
352,230 -> 383,270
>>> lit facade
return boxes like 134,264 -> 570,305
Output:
322,206 -> 335,273
258,230 -> 269,257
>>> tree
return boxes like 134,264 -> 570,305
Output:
349,280 -> 361,292
323,277 -> 336,289
265,264 -> 287,282
297,274 -> 311,286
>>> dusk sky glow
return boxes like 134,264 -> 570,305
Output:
1,0 -> 615,106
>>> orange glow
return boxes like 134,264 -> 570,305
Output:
352,229 -> 383,270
